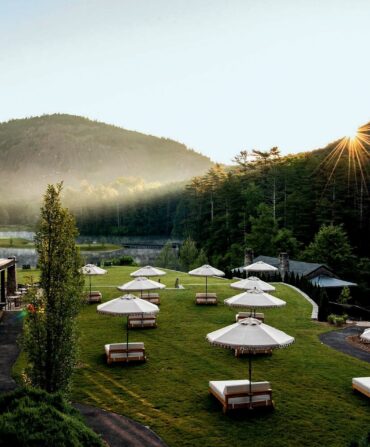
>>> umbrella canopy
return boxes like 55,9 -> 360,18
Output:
230,276 -> 276,292
188,264 -> 225,296
97,294 -> 159,316
81,264 -> 107,275
97,294 -> 159,347
188,264 -> 225,277
224,289 -> 286,310
81,264 -> 107,296
207,317 -> 294,351
244,261 -> 278,273
360,328 -> 370,343
117,276 -> 166,297
206,317 -> 294,405
130,265 -> 166,278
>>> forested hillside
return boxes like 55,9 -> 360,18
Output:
0,114 -> 212,223
78,124 -> 370,278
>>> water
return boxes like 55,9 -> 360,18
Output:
0,231 -> 180,267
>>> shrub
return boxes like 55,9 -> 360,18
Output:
0,387 -> 103,446
327,313 -> 348,326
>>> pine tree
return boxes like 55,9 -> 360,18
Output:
23,183 -> 84,393
179,237 -> 198,272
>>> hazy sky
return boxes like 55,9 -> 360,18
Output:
1,0 -> 369,163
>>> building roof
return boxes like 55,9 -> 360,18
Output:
253,255 -> 331,277
310,275 -> 357,288
0,258 -> 16,271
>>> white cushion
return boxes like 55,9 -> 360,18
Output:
105,342 -> 144,352
353,377 -> 370,394
110,352 -> 144,359
209,380 -> 271,406
210,380 -> 249,401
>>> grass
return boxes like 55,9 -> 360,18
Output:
0,238 -> 34,248
15,267 -> 370,447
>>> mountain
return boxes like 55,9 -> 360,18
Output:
0,114 -> 213,200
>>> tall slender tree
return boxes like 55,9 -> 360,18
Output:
23,183 -> 84,393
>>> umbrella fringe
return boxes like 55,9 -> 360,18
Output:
206,340 -> 295,350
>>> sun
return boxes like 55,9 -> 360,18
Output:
316,123 -> 370,197
344,124 -> 359,141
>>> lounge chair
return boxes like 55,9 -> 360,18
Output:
141,293 -> 160,305
352,377 -> 370,398
105,342 -> 146,364
195,292 -> 218,305
86,291 -> 102,304
128,313 -> 157,329
236,312 -> 265,322
209,380 -> 273,413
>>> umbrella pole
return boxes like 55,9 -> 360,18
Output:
248,352 -> 253,409
206,276 -> 208,297
89,276 -> 92,297
126,315 -> 129,355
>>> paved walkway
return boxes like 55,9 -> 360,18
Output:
0,311 -> 167,447
75,403 -> 167,447
320,326 -> 370,363
0,311 -> 22,392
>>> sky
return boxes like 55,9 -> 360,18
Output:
0,0 -> 369,164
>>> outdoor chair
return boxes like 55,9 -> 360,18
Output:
6,295 -> 23,310
105,342 -> 146,364
128,313 -> 157,329
195,292 -> 218,305
236,312 -> 265,322
141,293 -> 160,305
86,291 -> 102,304
209,380 -> 273,413
352,377 -> 370,398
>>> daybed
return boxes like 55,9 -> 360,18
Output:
86,291 -> 102,304
352,377 -> 370,398
209,380 -> 273,413
141,293 -> 160,305
236,312 -> 265,322
128,313 -> 157,329
234,347 -> 272,357
195,292 -> 218,305
105,342 -> 146,364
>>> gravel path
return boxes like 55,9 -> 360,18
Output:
0,310 -> 168,447
319,326 -> 370,363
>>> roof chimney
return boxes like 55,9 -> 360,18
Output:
279,252 -> 289,281
244,248 -> 254,267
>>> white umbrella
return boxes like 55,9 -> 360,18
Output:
188,264 -> 225,296
81,264 -> 107,296
131,265 -> 166,278
360,328 -> 370,343
225,289 -> 286,314
97,294 -> 159,347
206,317 -> 294,405
244,261 -> 278,273
117,276 -> 166,298
230,276 -> 276,292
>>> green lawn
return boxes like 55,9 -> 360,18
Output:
0,238 -> 34,248
15,267 -> 370,447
